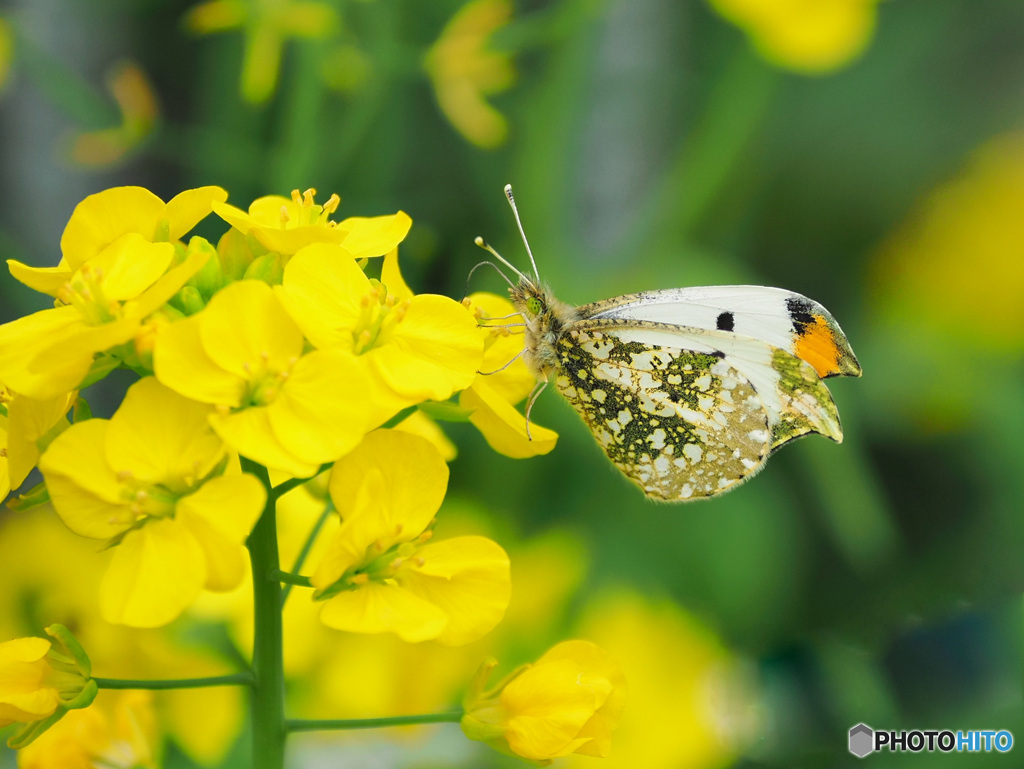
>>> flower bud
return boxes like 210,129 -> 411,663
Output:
243,252 -> 284,285
185,236 -> 223,299
461,640 -> 626,763
1,624 -> 98,749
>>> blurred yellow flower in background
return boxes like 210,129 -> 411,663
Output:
68,61 -> 159,169
566,590 -> 760,769
708,0 -> 883,74
17,690 -> 158,769
184,0 -> 338,104
0,16 -> 13,93
870,132 -> 1024,429
874,132 -> 1024,355
425,0 -> 515,149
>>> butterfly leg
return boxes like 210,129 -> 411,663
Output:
524,377 -> 549,441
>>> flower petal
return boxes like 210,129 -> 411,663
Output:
399,535 -> 510,646
336,211 -> 412,259
318,581 -> 448,642
381,248 -> 414,300
502,659 -> 607,760
328,429 -> 448,527
91,235 -> 175,302
105,377 -> 224,487
370,294 -> 483,400
39,419 -> 132,539
60,186 -> 164,269
199,281 -> 304,379
177,473 -> 265,546
267,348 -> 375,464
210,407 -> 319,478
6,259 -> 73,297
460,379 -> 557,458
153,314 -> 246,406
5,391 -> 72,488
100,518 -> 206,627
277,243 -> 370,349
163,186 -> 228,242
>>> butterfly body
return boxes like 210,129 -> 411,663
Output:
509,279 -> 860,501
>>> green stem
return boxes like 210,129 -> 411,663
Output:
273,570 -> 314,588
93,673 -> 254,690
243,460 -> 287,769
286,711 -> 463,733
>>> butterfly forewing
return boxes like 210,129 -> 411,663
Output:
579,285 -> 862,379
554,324 -> 773,501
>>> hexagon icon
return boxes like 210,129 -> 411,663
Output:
849,723 -> 874,758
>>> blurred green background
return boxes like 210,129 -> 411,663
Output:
2,0 -> 1024,766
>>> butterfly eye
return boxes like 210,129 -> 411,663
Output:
526,297 -> 542,316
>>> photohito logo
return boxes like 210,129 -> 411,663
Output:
848,724 -> 1014,758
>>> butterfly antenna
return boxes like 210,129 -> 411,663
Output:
504,184 -> 541,284
474,236 -> 531,285
467,259 -> 516,293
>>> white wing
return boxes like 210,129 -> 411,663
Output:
579,286 -> 861,379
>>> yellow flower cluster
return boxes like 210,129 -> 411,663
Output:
0,184 -> 624,763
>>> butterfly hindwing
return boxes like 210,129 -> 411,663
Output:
554,323 -> 773,501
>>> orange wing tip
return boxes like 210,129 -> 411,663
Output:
793,314 -> 861,379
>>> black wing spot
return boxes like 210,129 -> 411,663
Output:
786,297 -> 816,335
716,311 -> 734,331
710,350 -> 726,359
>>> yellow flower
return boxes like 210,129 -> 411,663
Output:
425,0 -> 516,149
461,640 -> 626,763
17,690 -> 158,769
38,377 -> 266,627
0,236 -> 209,400
0,625 -> 97,750
276,242 -> 484,418
184,0 -> 338,104
707,0 -> 882,74
153,279 -> 379,477
213,187 -> 412,258
459,292 -> 557,458
68,61 -> 159,169
311,429 -> 511,645
7,185 -> 226,297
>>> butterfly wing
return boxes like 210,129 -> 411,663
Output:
578,285 -> 861,379
554,319 -> 842,501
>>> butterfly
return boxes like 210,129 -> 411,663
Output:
475,185 -> 861,502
